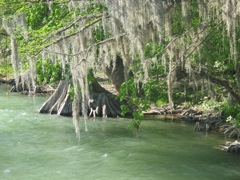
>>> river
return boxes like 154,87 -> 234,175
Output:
0,85 -> 240,180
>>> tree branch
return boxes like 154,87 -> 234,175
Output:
43,17 -> 103,50
43,33 -> 126,56
33,14 -> 109,57
0,32 -> 8,36
45,13 -> 104,40
199,70 -> 240,104
167,20 -> 223,73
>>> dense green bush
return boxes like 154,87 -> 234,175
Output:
221,101 -> 240,118
219,100 -> 240,127
36,59 -> 62,84
0,61 -> 13,78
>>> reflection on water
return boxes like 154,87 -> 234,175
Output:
1,85 -> 240,180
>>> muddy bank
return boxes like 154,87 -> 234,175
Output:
144,104 -> 240,153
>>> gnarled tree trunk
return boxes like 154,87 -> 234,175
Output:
39,56 -> 128,118
38,74 -> 125,118
38,80 -> 70,114
105,56 -> 125,92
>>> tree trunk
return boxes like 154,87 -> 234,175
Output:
8,70 -> 38,94
38,75 -> 125,118
105,56 -> 125,92
38,80 -> 69,114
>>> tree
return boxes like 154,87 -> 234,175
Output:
1,0 -> 240,138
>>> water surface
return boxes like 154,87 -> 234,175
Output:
0,85 -> 240,180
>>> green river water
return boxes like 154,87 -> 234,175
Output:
0,85 -> 240,180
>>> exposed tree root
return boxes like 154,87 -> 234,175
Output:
38,77 -> 125,118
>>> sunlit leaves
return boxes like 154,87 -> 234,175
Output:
36,58 -> 62,84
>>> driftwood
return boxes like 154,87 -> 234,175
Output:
219,141 -> 240,153
143,104 -> 187,116
223,126 -> 240,139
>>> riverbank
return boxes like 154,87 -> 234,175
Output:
0,77 -> 56,95
1,90 -> 240,179
144,103 -> 240,153
1,78 -> 239,153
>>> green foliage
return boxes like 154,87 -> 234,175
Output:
79,1 -> 107,15
197,98 -> 221,112
87,73 -> 95,84
69,84 -> 75,100
144,42 -> 163,59
200,25 -> 230,66
93,25 -> 105,43
1,0 -> 106,57
2,0 -> 240,126
0,0 -> 107,84
156,99 -> 168,107
36,59 -> 62,84
220,100 -> 240,128
118,74 -> 167,129
127,116 -> 142,130
118,78 -> 147,129
226,115 -> 240,128
144,42 -> 168,104
0,60 -> 13,77
220,101 -> 240,119
27,4 -> 50,30
118,41 -> 168,129
0,0 -> 24,16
